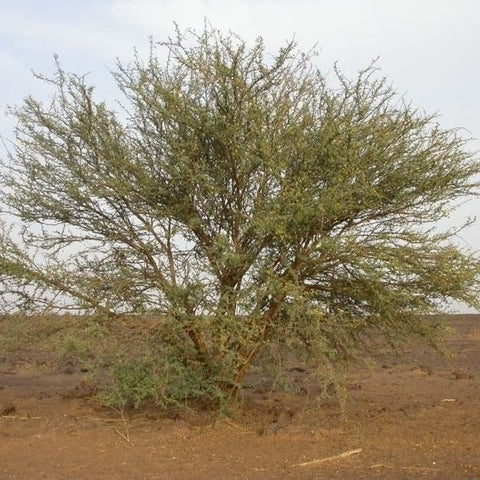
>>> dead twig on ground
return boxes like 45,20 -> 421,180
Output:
1,415 -> 42,420
400,466 -> 443,472
110,405 -> 135,446
114,426 -> 134,445
293,448 -> 362,467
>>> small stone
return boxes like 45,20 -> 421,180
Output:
454,370 -> 474,380
289,366 -> 306,373
1,401 -> 16,416
348,382 -> 362,390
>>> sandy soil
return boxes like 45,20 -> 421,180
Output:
1,314 -> 479,479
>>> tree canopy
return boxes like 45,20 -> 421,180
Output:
1,26 -> 479,404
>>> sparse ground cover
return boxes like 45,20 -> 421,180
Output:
0,314 -> 479,479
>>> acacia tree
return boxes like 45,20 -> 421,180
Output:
1,27 -> 480,404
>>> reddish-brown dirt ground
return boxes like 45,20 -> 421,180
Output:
1,314 -> 480,480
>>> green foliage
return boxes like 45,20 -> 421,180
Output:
99,360 -> 162,409
1,25 -> 480,408
57,333 -> 91,359
98,351 -> 227,410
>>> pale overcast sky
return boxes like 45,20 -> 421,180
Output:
1,0 -> 479,310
